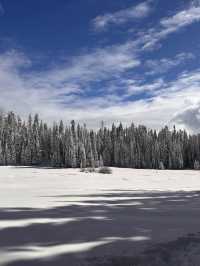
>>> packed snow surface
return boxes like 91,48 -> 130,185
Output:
0,166 -> 200,208
0,166 -> 200,266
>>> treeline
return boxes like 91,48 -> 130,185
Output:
0,111 -> 200,169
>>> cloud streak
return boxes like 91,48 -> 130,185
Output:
139,5 -> 200,50
93,1 -> 152,31
145,53 -> 194,75
1,50 -> 200,133
0,2 -> 200,132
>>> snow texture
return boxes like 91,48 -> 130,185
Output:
1,166 -> 200,209
0,166 -> 200,266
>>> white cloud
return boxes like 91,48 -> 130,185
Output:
126,78 -> 165,95
160,6 -> 200,29
91,2 -> 200,60
92,1 -> 200,50
1,3 -> 200,132
25,43 -> 140,99
0,48 -> 140,121
171,105 -> 200,133
1,49 -> 200,133
140,5 -> 200,50
145,53 -> 194,75
93,1 -> 152,31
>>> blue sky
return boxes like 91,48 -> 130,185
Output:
0,0 -> 200,132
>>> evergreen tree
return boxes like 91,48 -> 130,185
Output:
0,111 -> 199,170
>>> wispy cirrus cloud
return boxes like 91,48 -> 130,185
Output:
145,53 -> 195,75
92,1 -> 152,31
27,43 -> 140,96
92,1 -> 200,50
160,5 -> 200,29
0,46 -> 140,119
140,4 -> 200,50
1,50 -> 200,133
1,2 -> 200,132
92,2 -> 200,56
125,78 -> 165,96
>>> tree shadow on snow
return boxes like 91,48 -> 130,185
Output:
1,190 -> 200,265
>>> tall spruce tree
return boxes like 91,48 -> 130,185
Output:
0,111 -> 199,169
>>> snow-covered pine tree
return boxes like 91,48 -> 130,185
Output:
0,111 -> 199,170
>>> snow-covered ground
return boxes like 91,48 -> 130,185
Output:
1,166 -> 200,209
0,166 -> 200,266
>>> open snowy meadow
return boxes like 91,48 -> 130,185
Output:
1,166 -> 200,266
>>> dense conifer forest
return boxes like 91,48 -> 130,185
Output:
0,111 -> 199,169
